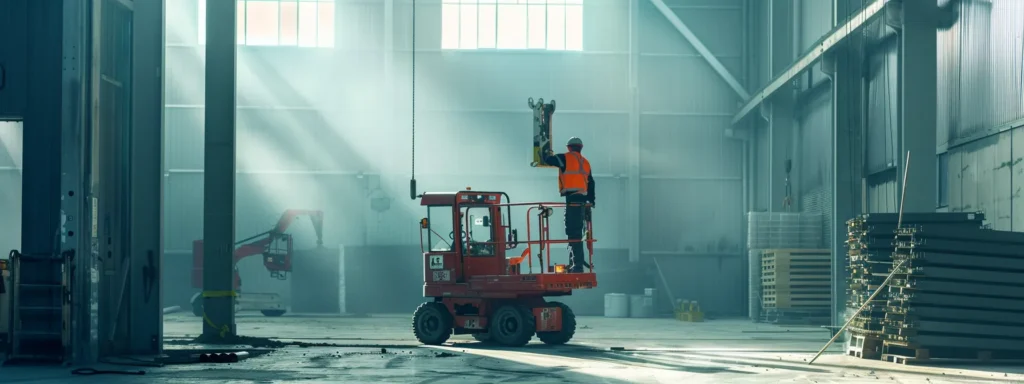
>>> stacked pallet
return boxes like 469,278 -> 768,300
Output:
880,224 -> 1024,364
747,212 -> 824,322
844,212 -> 985,360
761,249 -> 831,324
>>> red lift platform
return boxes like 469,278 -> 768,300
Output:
411,189 -> 597,347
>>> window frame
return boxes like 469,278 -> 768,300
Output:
427,206 -> 456,252
440,0 -> 584,51
461,206 -> 497,257
197,0 -> 336,48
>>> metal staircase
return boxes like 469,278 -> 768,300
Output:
7,249 -> 72,363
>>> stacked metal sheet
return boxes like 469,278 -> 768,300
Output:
747,212 -> 824,249
881,224 -> 1024,362
845,213 -> 985,337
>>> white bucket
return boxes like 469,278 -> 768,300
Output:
604,293 -> 629,318
629,294 -> 653,318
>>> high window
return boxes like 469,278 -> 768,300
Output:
441,0 -> 583,51
198,0 -> 335,47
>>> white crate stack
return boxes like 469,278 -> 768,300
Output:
747,212 -> 825,321
747,212 -> 825,249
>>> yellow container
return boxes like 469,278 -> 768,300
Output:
674,300 -> 704,322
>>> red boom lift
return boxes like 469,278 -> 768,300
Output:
190,209 -> 324,317
412,190 -> 597,347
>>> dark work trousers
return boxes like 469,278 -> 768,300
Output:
564,193 -> 589,272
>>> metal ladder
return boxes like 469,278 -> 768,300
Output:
7,249 -> 72,363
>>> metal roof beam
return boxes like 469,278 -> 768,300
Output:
731,0 -> 888,125
648,0 -> 750,100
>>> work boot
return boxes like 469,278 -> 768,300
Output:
567,243 -> 587,273
568,260 -> 591,273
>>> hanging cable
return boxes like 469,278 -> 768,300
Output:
409,0 -> 417,200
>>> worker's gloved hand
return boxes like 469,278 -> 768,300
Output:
588,201 -> 595,209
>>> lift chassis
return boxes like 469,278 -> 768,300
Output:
412,190 -> 596,347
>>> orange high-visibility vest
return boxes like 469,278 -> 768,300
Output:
558,151 -> 591,195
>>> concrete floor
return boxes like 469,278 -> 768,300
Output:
3,312 -> 1023,383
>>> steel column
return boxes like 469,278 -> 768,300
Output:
628,0 -> 640,263
20,0 -> 82,363
826,0 -> 866,331
648,0 -> 749,100
93,0 -> 137,359
64,0 -> 98,363
767,0 -> 795,213
127,0 -> 165,355
202,0 -> 238,339
21,0 -> 62,274
897,0 -> 937,212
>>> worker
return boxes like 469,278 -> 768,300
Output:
543,136 -> 595,273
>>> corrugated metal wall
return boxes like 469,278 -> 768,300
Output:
939,0 -> 1023,232
757,1 -> 835,247
797,87 -> 833,247
742,0 -> 1024,316
864,26 -> 900,214
817,0 -> 1024,220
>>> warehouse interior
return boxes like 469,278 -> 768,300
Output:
2,0 -> 1024,382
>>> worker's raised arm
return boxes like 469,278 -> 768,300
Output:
542,150 -> 566,170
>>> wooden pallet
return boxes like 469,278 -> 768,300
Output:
849,318 -> 885,333
881,341 -> 1024,365
846,334 -> 883,359
762,249 -> 831,310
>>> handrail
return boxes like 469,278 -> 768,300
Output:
424,201 -> 597,275
521,204 -> 595,274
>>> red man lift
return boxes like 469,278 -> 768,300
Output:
412,190 -> 596,347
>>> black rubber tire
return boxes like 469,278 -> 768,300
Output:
261,309 -> 287,317
471,332 -> 494,343
413,302 -> 453,345
489,304 -> 535,347
537,302 -> 576,345
191,297 -> 204,317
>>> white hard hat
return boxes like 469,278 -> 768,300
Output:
566,137 -> 583,147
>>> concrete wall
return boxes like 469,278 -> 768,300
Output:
159,0 -> 751,316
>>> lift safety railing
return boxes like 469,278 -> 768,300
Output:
472,201 -> 595,275
418,199 -> 596,275
519,202 -> 595,275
